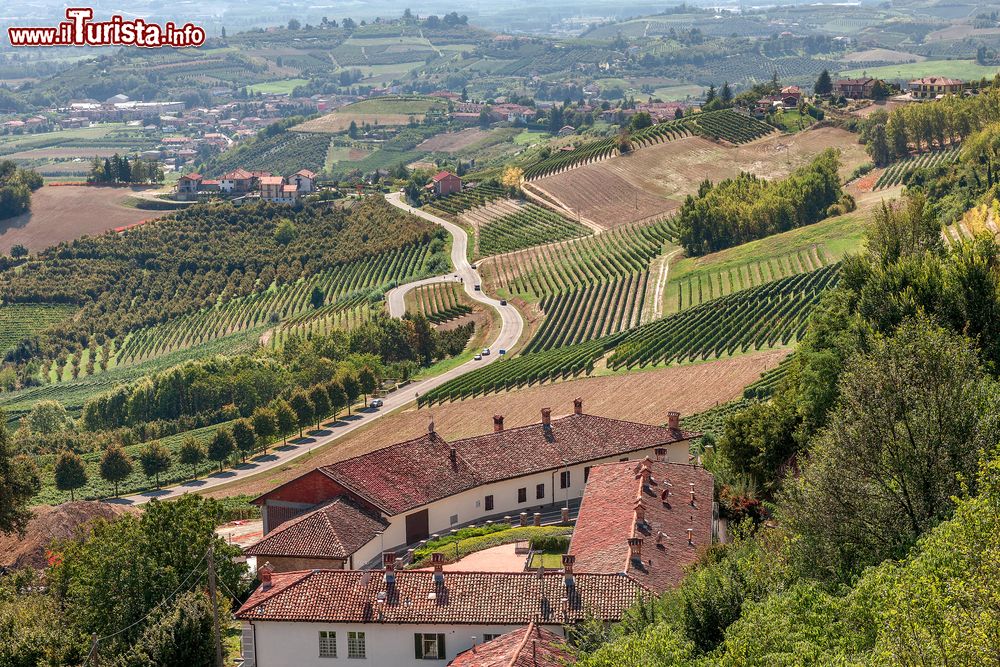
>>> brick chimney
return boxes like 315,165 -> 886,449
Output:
493,415 -> 504,432
382,551 -> 397,584
428,417 -> 436,439
562,554 -> 575,574
689,482 -> 696,504
667,411 -> 680,429
573,397 -> 583,415
541,407 -> 551,428
627,537 -> 643,560
633,498 -> 646,525
432,552 -> 445,584
258,562 -> 274,591
687,528 -> 694,546
449,446 -> 457,465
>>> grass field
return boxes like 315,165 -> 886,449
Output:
653,84 -> 704,100
663,211 -> 866,313
245,78 -> 309,94
513,130 -> 550,145
839,59 -> 1000,80
293,96 -> 447,134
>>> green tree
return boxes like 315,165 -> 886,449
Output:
272,398 -> 297,445
867,122 -> 891,166
0,420 -> 39,535
9,244 -> 27,259
340,374 -> 361,415
814,69 -> 833,96
208,428 -> 235,472
177,436 -> 206,481
720,81 -> 733,104
325,381 -> 346,421
138,441 -> 171,489
309,384 -> 331,429
358,366 -> 377,404
99,444 -> 133,498
121,591 -> 217,667
54,450 -> 87,501
27,400 -> 72,434
251,407 -> 277,453
274,219 -> 296,245
231,419 -> 256,463
310,285 -> 325,309
289,389 -> 314,437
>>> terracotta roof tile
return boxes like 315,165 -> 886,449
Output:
243,498 -> 387,560
450,622 -> 577,666
236,570 -> 642,624
569,460 -> 714,593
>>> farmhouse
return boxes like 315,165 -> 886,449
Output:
259,175 -> 288,202
430,170 -> 462,196
834,78 -> 878,99
290,168 -> 317,193
909,76 -> 964,99
220,168 -> 255,194
247,402 -> 697,571
236,561 -> 640,666
175,172 -> 203,200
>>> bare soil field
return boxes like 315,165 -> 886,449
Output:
531,128 -> 869,227
203,349 -> 788,500
293,113 -> 424,134
0,185 -> 157,253
417,128 -> 493,153
0,501 -> 133,569
850,100 -> 909,118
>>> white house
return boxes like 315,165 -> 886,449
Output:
246,401 -> 698,571
236,555 -> 641,666
290,168 -> 317,193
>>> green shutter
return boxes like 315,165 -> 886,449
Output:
438,634 -> 446,659
415,633 -> 423,659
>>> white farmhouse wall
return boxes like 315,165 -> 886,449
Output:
245,620 -> 556,666
351,440 -> 690,566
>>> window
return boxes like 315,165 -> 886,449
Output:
348,631 -> 366,659
584,466 -> 592,482
560,471 -> 571,489
319,631 -> 337,658
449,514 -> 459,525
414,633 -> 447,660
536,483 -> 545,499
482,633 -> 500,642
485,495 -> 494,511
517,487 -> 527,503
619,457 -> 629,462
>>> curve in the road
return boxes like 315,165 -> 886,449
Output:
115,194 -> 523,505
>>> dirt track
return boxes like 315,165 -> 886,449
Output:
203,349 -> 789,500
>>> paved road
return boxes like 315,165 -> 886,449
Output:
114,194 -> 524,506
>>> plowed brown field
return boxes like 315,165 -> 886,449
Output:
532,127 -> 869,228
203,349 -> 789,500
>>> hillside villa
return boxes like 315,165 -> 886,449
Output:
834,78 -> 879,99
909,76 -> 964,99
429,171 -> 462,196
236,424 -> 716,666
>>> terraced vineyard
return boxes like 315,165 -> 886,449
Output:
609,264 -> 840,369
419,264 -> 837,405
874,145 -> 961,189
524,273 -> 648,353
522,110 -> 773,180
466,200 -> 592,256
406,282 -> 473,324
427,183 -> 507,216
0,304 -> 76,355
668,244 -> 832,313
482,217 -> 679,300
202,131 -> 331,178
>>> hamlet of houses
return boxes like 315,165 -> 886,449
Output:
235,400 -> 720,666
176,168 -> 317,202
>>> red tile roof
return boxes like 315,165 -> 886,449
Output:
910,76 -> 963,86
296,169 -> 317,179
432,170 -> 458,182
235,570 -> 642,624
259,176 -> 284,185
569,460 -> 714,593
222,168 -> 253,180
282,184 -> 298,193
179,172 -> 202,180
244,498 -> 388,560
306,412 -> 696,515
450,622 -> 577,666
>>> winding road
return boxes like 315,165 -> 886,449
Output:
115,193 -> 524,505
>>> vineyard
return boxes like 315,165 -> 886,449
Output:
0,304 -> 76,355
481,217 -> 679,300
681,354 -> 793,436
522,110 -> 773,180
419,264 -> 837,405
464,200 -> 592,256
268,302 -> 373,349
44,241 -> 440,380
406,282 -> 473,324
202,131 -> 331,178
667,244 -> 832,313
608,263 -> 840,369
524,272 -> 648,353
427,182 -> 507,216
873,145 -> 961,189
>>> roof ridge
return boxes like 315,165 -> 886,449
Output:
508,621 -> 535,667
320,432 -> 451,470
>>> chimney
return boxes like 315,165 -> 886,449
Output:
428,417 -> 436,439
634,499 -> 646,525
382,551 -> 397,584
573,397 -> 583,415
432,552 -> 445,584
689,482 -> 696,504
667,411 -> 680,430
258,562 -> 274,591
627,537 -> 643,560
493,414 -> 504,432
637,464 -> 652,485
562,554 -> 575,575
687,528 -> 694,546
541,407 -> 552,428
449,446 -> 457,465
656,531 -> 667,546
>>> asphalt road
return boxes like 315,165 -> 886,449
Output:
114,194 -> 524,506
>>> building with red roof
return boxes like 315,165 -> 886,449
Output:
175,172 -> 203,199
450,622 -> 577,666
248,401 -> 697,571
909,76 -> 964,99
431,170 -> 462,196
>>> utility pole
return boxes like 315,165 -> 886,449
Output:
207,543 -> 224,667
90,633 -> 99,667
